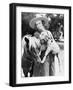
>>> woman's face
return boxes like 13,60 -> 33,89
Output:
35,20 -> 45,31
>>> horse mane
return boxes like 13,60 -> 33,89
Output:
22,34 -> 40,57
29,36 -> 40,50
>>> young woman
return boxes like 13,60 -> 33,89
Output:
29,14 -> 60,76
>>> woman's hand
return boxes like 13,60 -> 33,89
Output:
41,56 -> 46,63
40,60 -> 45,64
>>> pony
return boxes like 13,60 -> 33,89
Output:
21,35 -> 41,77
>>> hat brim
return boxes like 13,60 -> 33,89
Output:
29,17 -> 48,29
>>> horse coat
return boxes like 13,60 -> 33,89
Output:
21,35 -> 41,77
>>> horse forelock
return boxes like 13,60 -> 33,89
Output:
29,37 -> 40,50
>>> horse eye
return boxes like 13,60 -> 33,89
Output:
40,39 -> 45,44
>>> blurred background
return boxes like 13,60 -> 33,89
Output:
22,13 -> 64,42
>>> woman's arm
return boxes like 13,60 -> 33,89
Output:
41,42 -> 51,63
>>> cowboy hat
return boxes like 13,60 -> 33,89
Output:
29,14 -> 49,29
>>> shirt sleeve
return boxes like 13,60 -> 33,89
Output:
47,31 -> 54,41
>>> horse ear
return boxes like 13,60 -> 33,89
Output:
25,37 -> 29,44
25,37 -> 29,49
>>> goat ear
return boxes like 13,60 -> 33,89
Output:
25,37 -> 29,44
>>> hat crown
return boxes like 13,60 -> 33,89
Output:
35,14 -> 46,18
